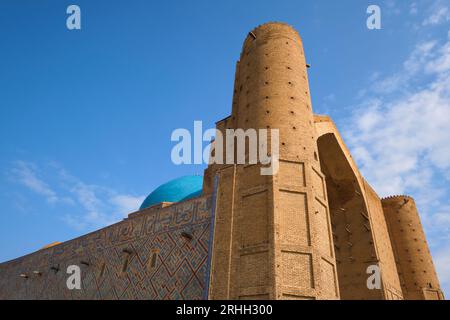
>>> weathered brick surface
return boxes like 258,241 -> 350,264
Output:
0,22 -> 444,300
382,196 -> 445,300
206,23 -> 443,300
0,197 -> 214,300
207,22 -> 339,300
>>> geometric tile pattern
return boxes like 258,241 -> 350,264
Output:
0,196 -> 214,300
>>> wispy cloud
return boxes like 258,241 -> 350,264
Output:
9,161 -> 145,231
410,2 -> 418,16
371,40 -> 437,95
10,161 -> 59,203
423,5 -> 450,26
57,165 -> 145,230
110,194 -> 146,215
347,33 -> 450,192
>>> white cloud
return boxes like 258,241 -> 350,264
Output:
345,32 -> 450,296
10,161 -> 145,230
347,35 -> 450,194
56,166 -> 145,229
423,5 -> 450,26
425,39 -> 450,74
347,76 -> 450,195
410,2 -> 418,15
372,74 -> 404,94
383,0 -> 401,16
371,41 -> 437,95
110,194 -> 145,215
10,161 -> 58,203
404,41 -> 437,73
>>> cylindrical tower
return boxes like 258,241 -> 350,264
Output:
232,23 -> 318,161
208,22 -> 339,300
382,196 -> 444,300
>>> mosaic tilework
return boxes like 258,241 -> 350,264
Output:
0,196 -> 214,300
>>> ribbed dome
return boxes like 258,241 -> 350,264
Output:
139,175 -> 203,210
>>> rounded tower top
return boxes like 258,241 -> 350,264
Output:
382,192 -> 443,299
381,195 -> 415,204
249,21 -> 300,34
241,22 -> 303,58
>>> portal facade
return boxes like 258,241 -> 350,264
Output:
0,23 -> 444,300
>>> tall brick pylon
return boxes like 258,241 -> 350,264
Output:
206,22 -> 340,300
382,196 -> 445,300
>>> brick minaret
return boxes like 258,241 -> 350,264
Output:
382,196 -> 444,300
206,22 -> 339,300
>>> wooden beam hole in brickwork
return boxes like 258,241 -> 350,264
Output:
33,270 -> 41,276
99,262 -> 106,278
345,225 -> 352,234
360,211 -> 369,220
181,231 -> 193,240
122,248 -> 133,255
148,250 -> 159,271
121,256 -> 129,273
150,252 -> 158,268
50,265 -> 60,274
19,273 -> 28,279
121,248 -> 133,274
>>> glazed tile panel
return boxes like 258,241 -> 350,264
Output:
0,196 -> 214,300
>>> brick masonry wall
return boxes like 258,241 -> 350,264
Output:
382,196 -> 445,300
0,196 -> 214,300
208,22 -> 339,300
362,182 -> 403,300
1,22 -> 444,301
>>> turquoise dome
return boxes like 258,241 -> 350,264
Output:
139,175 -> 203,210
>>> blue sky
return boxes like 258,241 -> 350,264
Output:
1,0 -> 449,297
